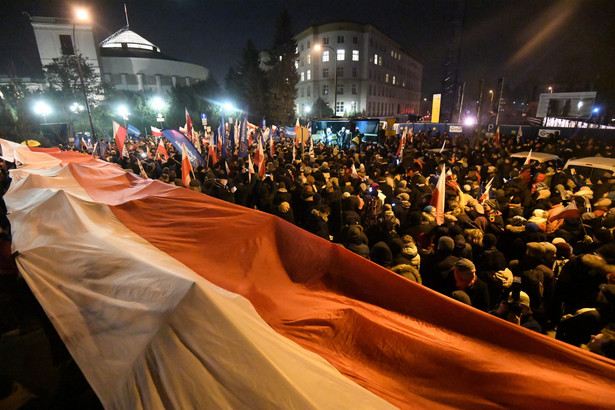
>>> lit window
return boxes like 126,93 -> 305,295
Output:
336,101 -> 344,114
392,76 -> 396,85
323,50 -> 330,62
385,73 -> 389,83
374,54 -> 378,65
379,56 -> 382,66
307,69 -> 311,80
351,101 -> 357,112
323,84 -> 329,95
352,50 -> 359,61
294,60 -> 298,69
323,68 -> 329,78
307,54 -> 311,64
300,72 -> 305,81
337,49 -> 345,61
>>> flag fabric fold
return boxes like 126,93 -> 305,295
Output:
430,165 -> 446,225
548,201 -> 581,221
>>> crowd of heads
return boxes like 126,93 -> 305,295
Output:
2,128 -> 615,360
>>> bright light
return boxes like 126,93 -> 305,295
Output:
222,103 -> 235,112
70,102 -> 84,113
305,106 -> 311,113
593,107 -> 600,113
151,96 -> 165,111
578,101 -> 584,109
75,8 -> 89,21
33,101 -> 51,116
117,105 -> 130,118
314,44 -> 322,52
463,116 -> 476,126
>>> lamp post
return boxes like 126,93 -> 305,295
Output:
73,8 -> 97,142
314,44 -> 338,117
489,90 -> 494,112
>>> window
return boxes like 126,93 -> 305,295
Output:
352,84 -> 358,94
300,72 -> 305,81
374,54 -> 378,65
307,86 -> 311,97
59,35 -> 74,55
323,50 -> 330,62
352,50 -> 359,61
353,36 -> 358,44
300,87 -> 304,97
323,84 -> 329,95
299,57 -> 304,67
337,84 -> 344,94
337,35 -> 344,43
368,84 -> 372,95
352,67 -> 357,77
336,101 -> 344,114
323,68 -> 329,78
307,54 -> 311,64
323,37 -> 329,45
300,44 -> 304,51
306,69 -> 311,80
307,41 -> 311,48
379,56 -> 382,66
350,101 -> 357,112
337,49 -> 345,61
392,76 -> 396,85
385,73 -> 389,83
337,67 -> 344,77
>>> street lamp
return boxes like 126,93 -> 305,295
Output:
548,86 -> 553,93
72,8 -> 97,142
34,101 -> 51,123
314,43 -> 338,117
117,105 -> 130,127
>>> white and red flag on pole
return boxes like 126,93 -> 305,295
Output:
430,164 -> 446,225
294,118 -> 300,147
181,142 -> 192,187
396,130 -> 406,157
156,139 -> 169,161
548,200 -> 581,222
256,134 -> 266,176
524,149 -> 533,166
247,153 -> 255,183
151,126 -> 163,137
478,177 -> 494,202
112,121 -> 128,158
208,143 -> 217,167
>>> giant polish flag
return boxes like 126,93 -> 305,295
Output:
2,140 -> 615,408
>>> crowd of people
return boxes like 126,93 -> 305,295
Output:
1,126 -> 615,404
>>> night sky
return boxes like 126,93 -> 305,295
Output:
2,0 -> 614,99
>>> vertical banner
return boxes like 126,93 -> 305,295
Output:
432,94 -> 442,124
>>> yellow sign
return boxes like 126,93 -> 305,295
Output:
385,118 -> 396,136
432,94 -> 441,123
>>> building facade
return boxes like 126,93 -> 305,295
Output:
29,17 -> 208,95
294,22 -> 422,119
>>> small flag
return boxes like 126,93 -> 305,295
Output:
478,177 -> 494,202
208,143 -> 217,167
430,165 -> 446,225
113,121 -> 128,158
351,163 -> 359,178
396,130 -> 406,157
439,140 -> 447,154
151,126 -> 163,137
548,201 -> 581,222
294,118 -> 300,147
524,149 -> 533,166
156,139 -> 169,161
181,143 -> 193,187
136,158 -> 148,178
256,135 -> 265,177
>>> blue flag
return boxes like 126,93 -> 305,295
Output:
161,129 -> 206,168
127,124 -> 141,141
